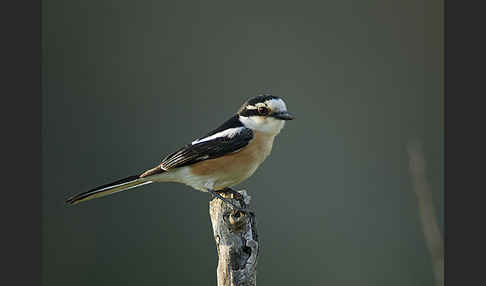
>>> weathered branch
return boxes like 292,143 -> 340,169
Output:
407,141 -> 444,286
209,190 -> 259,286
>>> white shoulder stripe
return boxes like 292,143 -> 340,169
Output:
192,127 -> 245,145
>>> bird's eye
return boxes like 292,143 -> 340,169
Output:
258,106 -> 269,115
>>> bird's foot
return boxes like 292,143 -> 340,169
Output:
215,187 -> 243,199
208,189 -> 251,214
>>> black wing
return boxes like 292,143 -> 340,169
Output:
196,114 -> 243,139
160,127 -> 254,170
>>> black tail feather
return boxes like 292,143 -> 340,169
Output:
65,174 -> 143,205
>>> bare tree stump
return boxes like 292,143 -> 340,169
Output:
209,190 -> 259,286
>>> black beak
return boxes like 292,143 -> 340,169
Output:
272,111 -> 295,120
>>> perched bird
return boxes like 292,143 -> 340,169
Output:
66,94 -> 294,210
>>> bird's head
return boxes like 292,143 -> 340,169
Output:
237,94 -> 295,134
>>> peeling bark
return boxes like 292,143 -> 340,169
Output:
209,190 -> 259,286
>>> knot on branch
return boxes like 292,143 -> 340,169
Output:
225,210 -> 248,231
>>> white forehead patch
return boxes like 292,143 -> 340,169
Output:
265,98 -> 287,112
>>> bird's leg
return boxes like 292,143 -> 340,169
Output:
208,189 -> 249,213
215,187 -> 243,199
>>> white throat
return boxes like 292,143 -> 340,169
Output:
239,115 -> 285,135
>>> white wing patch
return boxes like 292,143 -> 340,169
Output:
191,127 -> 245,145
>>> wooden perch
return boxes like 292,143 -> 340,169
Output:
209,190 -> 259,286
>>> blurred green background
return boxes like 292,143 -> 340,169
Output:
42,0 -> 443,285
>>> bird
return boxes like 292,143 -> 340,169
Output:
65,94 -> 294,211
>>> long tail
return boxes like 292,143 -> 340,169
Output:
65,175 -> 153,205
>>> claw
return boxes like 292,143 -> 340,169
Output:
208,189 -> 249,212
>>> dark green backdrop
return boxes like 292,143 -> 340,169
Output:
42,0 -> 443,285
